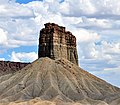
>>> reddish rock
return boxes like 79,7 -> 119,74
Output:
38,23 -> 78,65
0,61 -> 29,75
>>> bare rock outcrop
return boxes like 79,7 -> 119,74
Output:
0,61 -> 29,75
38,23 -> 78,65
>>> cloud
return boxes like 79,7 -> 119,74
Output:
0,28 -> 8,45
79,41 -> 120,67
60,0 -> 96,16
0,0 -> 64,52
10,51 -> 38,62
0,58 -> 5,61
0,1 -> 34,18
0,0 -> 15,4
60,0 -> 120,19
70,28 -> 100,43
0,28 -> 8,53
74,17 -> 113,30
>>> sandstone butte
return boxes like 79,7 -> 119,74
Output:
38,23 -> 78,65
0,23 -> 120,105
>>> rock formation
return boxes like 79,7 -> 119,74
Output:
0,57 -> 120,105
0,23 -> 120,105
0,61 -> 29,75
38,23 -> 78,65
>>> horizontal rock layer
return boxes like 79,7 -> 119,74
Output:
0,61 -> 29,75
38,23 -> 78,65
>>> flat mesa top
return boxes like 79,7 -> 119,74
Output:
38,23 -> 78,65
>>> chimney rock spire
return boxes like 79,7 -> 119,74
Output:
38,23 -> 78,65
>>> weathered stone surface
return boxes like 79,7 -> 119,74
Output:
0,61 -> 29,75
38,23 -> 78,65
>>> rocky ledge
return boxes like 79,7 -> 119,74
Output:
0,61 -> 29,75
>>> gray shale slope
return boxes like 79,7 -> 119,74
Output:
0,57 -> 120,105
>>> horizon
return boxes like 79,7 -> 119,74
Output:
0,0 -> 120,87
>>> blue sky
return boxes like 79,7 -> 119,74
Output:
16,0 -> 41,4
0,0 -> 120,87
16,0 -> 64,4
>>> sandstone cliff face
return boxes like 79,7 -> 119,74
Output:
0,61 -> 29,75
38,23 -> 78,65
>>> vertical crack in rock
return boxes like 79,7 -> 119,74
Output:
38,23 -> 78,65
